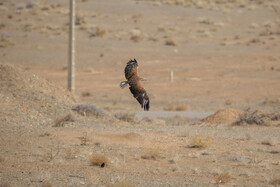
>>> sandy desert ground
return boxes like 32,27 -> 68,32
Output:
0,0 -> 280,186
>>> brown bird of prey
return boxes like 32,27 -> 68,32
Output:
120,59 -> 150,111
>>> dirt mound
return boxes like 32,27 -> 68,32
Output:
201,108 -> 244,124
0,63 -> 75,126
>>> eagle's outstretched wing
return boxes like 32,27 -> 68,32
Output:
120,59 -> 150,111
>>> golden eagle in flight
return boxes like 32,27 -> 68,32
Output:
120,59 -> 150,111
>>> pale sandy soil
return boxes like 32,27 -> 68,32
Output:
0,0 -> 280,186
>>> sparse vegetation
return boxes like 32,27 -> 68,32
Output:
163,104 -> 188,111
1,0 -> 280,186
89,26 -> 106,37
0,182 -> 11,187
42,182 -> 52,187
233,109 -> 280,126
79,132 -> 89,146
165,39 -> 177,46
270,178 -> 280,186
90,153 -> 109,168
190,135 -> 213,148
72,103 -> 109,118
63,147 -> 80,160
132,13 -> 143,19
0,35 -> 14,48
261,140 -> 273,146
130,29 -> 142,42
115,112 -> 136,122
54,114 -> 75,127
110,180 -> 135,187
141,151 -> 162,161
82,91 -> 91,97
214,173 -> 231,184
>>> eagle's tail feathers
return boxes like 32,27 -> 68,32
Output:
143,98 -> 150,111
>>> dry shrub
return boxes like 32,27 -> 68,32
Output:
54,114 -> 75,127
75,14 -> 87,26
163,105 -> 174,111
233,109 -> 280,126
157,26 -> 166,32
163,104 -> 188,111
42,182 -> 52,187
0,182 -> 11,187
165,39 -> 177,46
261,140 -> 273,146
132,13 -> 143,19
141,150 -> 163,161
110,180 -> 135,187
130,29 -> 142,42
0,36 -> 14,48
214,173 -> 231,184
63,147 -> 80,159
79,132 -> 89,145
130,35 -> 142,42
72,103 -> 109,118
89,26 -> 106,37
115,112 -> 136,123
175,105 -> 188,111
90,153 -> 109,168
262,98 -> 280,106
190,135 -> 213,148
81,91 -> 91,97
270,178 -> 280,186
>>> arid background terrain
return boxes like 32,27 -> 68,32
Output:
0,0 -> 280,186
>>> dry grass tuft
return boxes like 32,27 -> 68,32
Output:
175,105 -> 188,111
110,180 -> 135,187
163,105 -> 174,111
190,135 -> 213,148
233,109 -> 280,126
140,149 -> 164,161
261,140 -> 273,146
90,153 -> 109,168
0,182 -> 11,187
42,182 -> 52,187
79,132 -> 89,145
54,114 -> 75,127
132,13 -> 143,19
115,112 -> 136,123
270,178 -> 280,186
89,26 -> 106,37
165,39 -> 177,46
81,91 -> 91,97
130,29 -> 142,42
72,103 -> 109,118
0,35 -> 14,48
214,173 -> 231,184
163,104 -> 188,111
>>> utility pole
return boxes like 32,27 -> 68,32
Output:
68,0 -> 75,92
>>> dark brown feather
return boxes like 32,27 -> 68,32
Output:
124,59 -> 138,80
